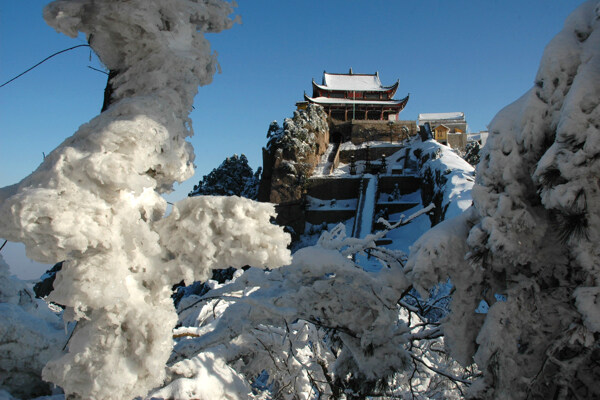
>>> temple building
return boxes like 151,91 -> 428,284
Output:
301,69 -> 409,121
418,112 -> 468,150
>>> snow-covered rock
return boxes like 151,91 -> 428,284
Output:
258,104 -> 330,205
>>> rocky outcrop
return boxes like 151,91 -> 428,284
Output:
258,105 -> 329,235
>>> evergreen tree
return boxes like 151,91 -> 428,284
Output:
407,4 -> 600,398
463,141 -> 481,165
189,154 -> 260,199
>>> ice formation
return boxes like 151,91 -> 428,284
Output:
407,1 -> 600,397
0,1 -> 290,399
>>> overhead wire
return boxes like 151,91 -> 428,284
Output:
0,44 -> 91,88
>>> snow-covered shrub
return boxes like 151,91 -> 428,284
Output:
154,211 -> 475,399
462,141 -> 481,166
407,2 -> 600,398
412,139 -> 475,225
189,154 -> 261,199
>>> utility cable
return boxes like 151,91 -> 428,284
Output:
0,44 -> 91,89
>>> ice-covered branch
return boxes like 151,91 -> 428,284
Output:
157,213 -> 474,398
0,1 -> 289,399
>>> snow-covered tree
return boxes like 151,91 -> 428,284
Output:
189,154 -> 261,199
0,1 -> 291,399
153,213 -> 476,400
407,2 -> 600,398
412,140 -> 475,226
462,141 -> 481,166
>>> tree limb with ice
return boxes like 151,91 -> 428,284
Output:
156,208 -> 475,399
0,1 -> 291,399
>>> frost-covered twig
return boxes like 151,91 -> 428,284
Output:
410,354 -> 471,386
407,327 -> 443,341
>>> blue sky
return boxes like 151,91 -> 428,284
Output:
0,0 -> 586,277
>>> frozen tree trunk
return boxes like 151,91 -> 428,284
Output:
0,1 -> 290,399
100,69 -> 119,112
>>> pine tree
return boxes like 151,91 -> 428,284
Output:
189,154 -> 260,199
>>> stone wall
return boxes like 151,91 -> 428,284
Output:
274,200 -> 306,236
329,120 -> 418,145
350,120 -> 418,145
308,177 -> 362,200
447,132 -> 467,151
306,210 -> 356,225
378,176 -> 422,195
339,145 -> 405,164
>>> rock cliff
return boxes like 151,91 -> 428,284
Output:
258,105 -> 329,234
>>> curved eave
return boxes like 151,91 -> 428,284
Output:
388,80 -> 400,97
397,93 -> 409,111
311,79 -> 399,95
305,93 -> 410,110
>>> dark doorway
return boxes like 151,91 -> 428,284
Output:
331,131 -> 342,144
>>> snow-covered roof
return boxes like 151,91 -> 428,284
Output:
305,94 -> 408,106
318,72 -> 394,91
418,112 -> 465,122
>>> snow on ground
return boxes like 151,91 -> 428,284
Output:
331,147 -> 409,177
304,138 -> 475,274
412,139 -> 475,219
386,200 -> 433,255
378,189 -> 421,204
